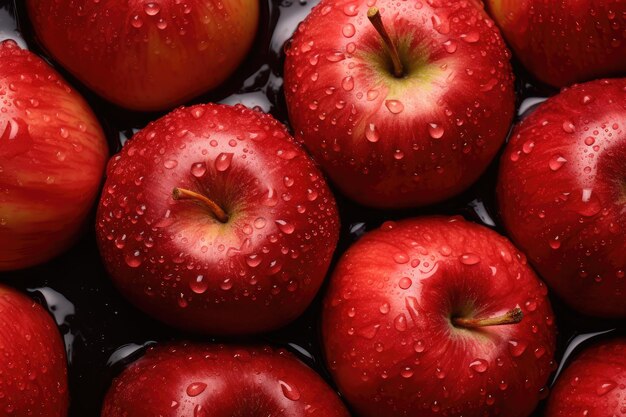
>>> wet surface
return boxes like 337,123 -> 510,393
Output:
0,0 -> 624,415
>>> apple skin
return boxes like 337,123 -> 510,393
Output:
497,78 -> 626,318
0,40 -> 108,271
545,338 -> 626,417
322,216 -> 556,417
284,0 -> 515,208
0,284 -> 69,416
101,343 -> 350,417
96,103 -> 340,335
486,0 -> 626,88
27,0 -> 259,111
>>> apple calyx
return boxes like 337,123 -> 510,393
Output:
172,187 -> 229,223
367,7 -> 404,78
452,307 -> 523,329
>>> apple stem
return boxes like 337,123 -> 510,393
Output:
172,187 -> 229,223
452,307 -> 523,329
367,7 -> 404,78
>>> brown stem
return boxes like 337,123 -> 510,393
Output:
172,187 -> 229,223
452,308 -> 523,329
367,7 -> 404,78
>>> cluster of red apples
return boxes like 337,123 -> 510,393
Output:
0,0 -> 624,416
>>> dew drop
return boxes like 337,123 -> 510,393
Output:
186,382 -> 207,397
124,250 -> 142,268
189,275 -> 208,294
428,123 -> 444,139
365,123 -> 379,143
215,153 -> 234,172
549,155 -> 567,171
279,380 -> 301,401
191,162 -> 207,177
385,100 -> 404,114
275,220 -> 295,234
469,359 -> 488,373
459,253 -> 480,265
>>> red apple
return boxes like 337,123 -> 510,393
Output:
0,40 -> 108,271
102,343 -> 350,417
96,103 -> 340,335
486,0 -> 626,88
545,338 -> 626,417
27,0 -> 259,111
0,284 -> 68,416
322,216 -> 556,417
284,0 -> 515,208
497,78 -> 626,318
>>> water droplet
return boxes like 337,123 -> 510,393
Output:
124,250 -> 142,268
342,23 -> 356,38
215,153 -> 234,171
144,2 -> 161,15
385,100 -> 404,114
190,275 -> 208,294
275,220 -> 295,234
279,380 -> 301,401
562,121 -> 576,133
443,40 -> 457,53
459,253 -> 480,265
460,31 -> 480,43
191,162 -> 207,177
469,359 -> 488,373
596,380 -> 617,396
393,253 -> 409,264
428,123 -> 444,139
394,314 -> 407,331
508,339 -> 528,357
164,159 -> 178,169
342,76 -> 354,91
549,155 -> 567,171
398,277 -> 412,290
186,382 -> 207,397
365,123 -> 379,143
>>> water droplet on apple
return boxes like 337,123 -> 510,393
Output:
400,367 -> 414,378
469,358 -> 488,373
393,252 -> 409,264
215,152 -> 233,171
398,277 -> 412,290
596,380 -> 617,396
341,76 -> 354,91
365,123 -> 379,143
508,339 -> 528,357
428,123 -> 444,139
275,220 -> 295,234
190,162 -> 207,177
163,159 -> 178,169
358,324 -> 380,339
189,275 -> 208,294
549,155 -> 567,171
443,40 -> 457,53
459,253 -> 480,265
460,31 -> 480,43
342,23 -> 356,38
279,380 -> 301,401
144,2 -> 161,16
124,250 -> 142,268
394,314 -> 407,331
385,100 -> 404,114
562,120 -> 576,133
186,382 -> 207,397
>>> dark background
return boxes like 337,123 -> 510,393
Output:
0,0 -> 624,415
